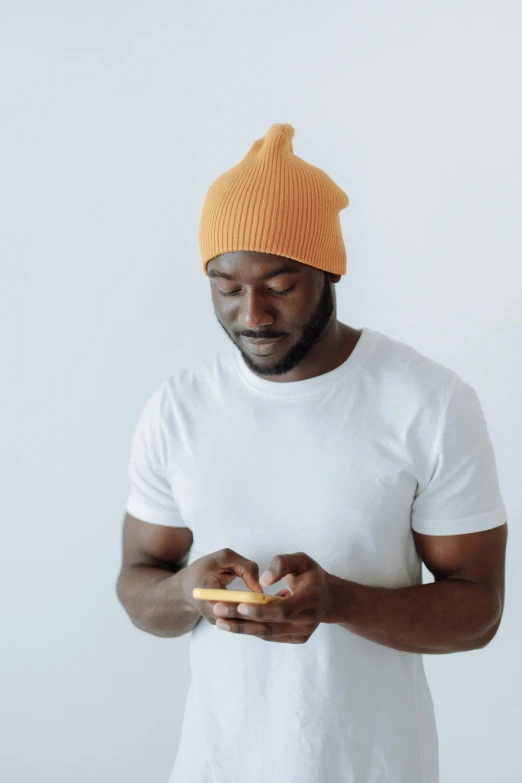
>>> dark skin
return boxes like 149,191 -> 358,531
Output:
207,249 -> 361,382
116,250 -> 507,650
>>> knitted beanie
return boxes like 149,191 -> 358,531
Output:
198,123 -> 349,276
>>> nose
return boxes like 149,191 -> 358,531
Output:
237,291 -> 276,332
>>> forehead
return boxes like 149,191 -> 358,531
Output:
207,251 -> 303,281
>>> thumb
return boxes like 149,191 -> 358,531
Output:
214,548 -> 264,593
260,552 -> 313,586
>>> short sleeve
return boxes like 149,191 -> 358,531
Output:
125,380 -> 188,527
411,377 -> 507,535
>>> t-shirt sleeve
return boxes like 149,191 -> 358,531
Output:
125,380 -> 188,527
411,377 -> 507,535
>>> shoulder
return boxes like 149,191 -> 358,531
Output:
166,347 -> 231,397
148,348 -> 231,423
366,327 -> 462,411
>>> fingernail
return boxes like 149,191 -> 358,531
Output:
260,570 -> 273,586
216,620 -> 230,631
237,604 -> 250,616
213,605 -> 228,617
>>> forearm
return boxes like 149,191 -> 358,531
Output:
325,575 -> 502,654
116,564 -> 200,638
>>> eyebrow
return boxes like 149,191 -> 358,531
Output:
208,265 -> 301,281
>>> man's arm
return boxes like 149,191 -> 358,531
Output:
204,527 -> 507,648
326,524 -> 507,653
116,514 -> 266,638
116,513 -> 201,638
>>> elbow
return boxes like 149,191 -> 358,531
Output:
115,571 -> 129,611
116,587 -> 156,635
115,571 -> 144,629
475,599 -> 504,649
476,617 -> 502,649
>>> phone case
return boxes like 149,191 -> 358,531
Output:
192,588 -> 282,604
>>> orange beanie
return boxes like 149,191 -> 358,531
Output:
198,123 -> 349,276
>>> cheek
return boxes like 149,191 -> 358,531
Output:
213,298 -> 231,318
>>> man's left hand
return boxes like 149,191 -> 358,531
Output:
212,552 -> 333,644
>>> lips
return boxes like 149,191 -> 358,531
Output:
246,337 -> 284,345
244,335 -> 286,354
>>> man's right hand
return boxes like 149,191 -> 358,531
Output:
181,548 -> 264,625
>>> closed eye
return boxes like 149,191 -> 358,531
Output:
219,285 -> 296,298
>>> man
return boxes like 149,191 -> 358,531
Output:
116,123 -> 508,783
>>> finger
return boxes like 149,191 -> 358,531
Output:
201,601 -> 222,622
211,593 -> 288,620
259,552 -> 314,587
215,548 -> 263,592
236,593 -> 304,622
200,598 -> 246,622
211,601 -> 259,620
215,618 -> 298,641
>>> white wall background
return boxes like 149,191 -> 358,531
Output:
2,1 -> 521,781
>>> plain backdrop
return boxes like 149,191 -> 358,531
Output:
1,1 -> 521,781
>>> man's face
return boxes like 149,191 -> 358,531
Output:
207,250 -> 338,378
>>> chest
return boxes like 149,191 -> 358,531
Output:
168,401 -> 420,585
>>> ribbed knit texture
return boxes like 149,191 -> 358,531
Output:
198,123 -> 349,276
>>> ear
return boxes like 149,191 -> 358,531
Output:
327,273 -> 342,284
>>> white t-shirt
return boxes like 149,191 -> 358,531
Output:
125,326 -> 507,783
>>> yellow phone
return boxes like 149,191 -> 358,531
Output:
192,588 -> 281,604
